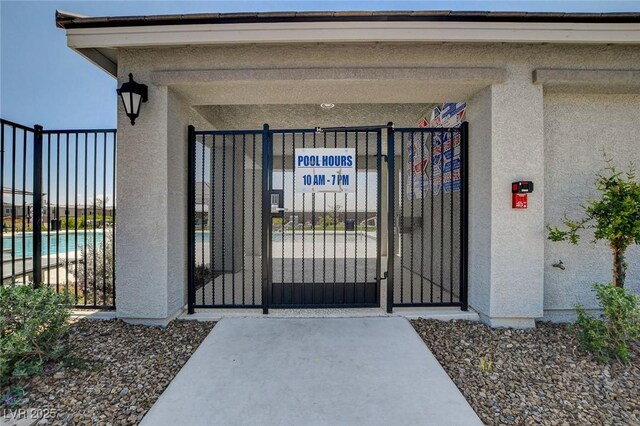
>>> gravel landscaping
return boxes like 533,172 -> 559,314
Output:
412,319 -> 640,426
6,319 -> 214,425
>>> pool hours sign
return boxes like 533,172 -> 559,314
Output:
295,148 -> 356,193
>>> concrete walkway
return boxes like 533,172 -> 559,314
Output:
141,317 -> 482,426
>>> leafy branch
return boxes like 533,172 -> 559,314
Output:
547,154 -> 640,287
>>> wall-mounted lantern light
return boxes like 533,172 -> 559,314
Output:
117,73 -> 148,125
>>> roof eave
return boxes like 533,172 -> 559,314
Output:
55,9 -> 640,79
55,9 -> 640,29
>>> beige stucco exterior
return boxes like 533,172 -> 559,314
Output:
543,92 -> 640,321
99,38 -> 640,326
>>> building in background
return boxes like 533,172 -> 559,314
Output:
56,10 -> 640,327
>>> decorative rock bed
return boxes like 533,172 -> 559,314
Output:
9,319 -> 214,425
412,319 -> 640,425
7,317 -> 639,425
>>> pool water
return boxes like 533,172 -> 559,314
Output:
195,231 -> 210,243
3,232 -> 105,259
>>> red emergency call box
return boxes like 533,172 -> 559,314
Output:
512,193 -> 528,209
512,181 -> 533,209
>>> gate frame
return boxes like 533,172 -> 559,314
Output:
261,124 -> 271,314
187,126 -> 265,312
264,126 -> 385,311
186,122 -> 468,314
386,123 -> 395,313
389,122 -> 469,312
187,125 -> 196,314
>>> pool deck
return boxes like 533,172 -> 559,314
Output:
2,253 -> 77,283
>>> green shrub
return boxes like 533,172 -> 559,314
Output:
573,283 -> 640,363
0,285 -> 70,382
548,156 -> 640,288
1,385 -> 25,408
60,216 -> 76,230
72,231 -> 115,305
319,214 -> 335,228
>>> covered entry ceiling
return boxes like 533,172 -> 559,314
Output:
195,103 -> 436,130
153,67 -> 501,111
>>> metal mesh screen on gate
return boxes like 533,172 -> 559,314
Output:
268,129 -> 381,308
188,123 -> 468,312
189,130 -> 263,309
392,127 -> 467,308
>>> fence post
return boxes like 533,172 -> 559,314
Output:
261,124 -> 270,314
460,121 -> 469,311
187,125 -> 196,314
386,122 -> 395,313
32,124 -> 43,288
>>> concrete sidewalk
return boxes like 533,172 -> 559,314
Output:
141,317 -> 482,426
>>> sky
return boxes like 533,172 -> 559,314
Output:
1,0 -> 639,208
2,0 -> 640,129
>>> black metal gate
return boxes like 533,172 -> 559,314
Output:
265,127 -> 383,310
188,127 -> 264,310
187,123 -> 467,313
390,125 -> 468,311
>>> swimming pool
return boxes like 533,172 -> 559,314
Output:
195,230 -> 210,243
2,231 -> 105,259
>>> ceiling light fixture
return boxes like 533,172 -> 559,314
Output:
320,103 -> 335,110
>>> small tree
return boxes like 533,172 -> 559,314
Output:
547,156 -> 640,288
319,213 -> 335,229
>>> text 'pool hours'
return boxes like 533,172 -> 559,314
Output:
295,148 -> 356,193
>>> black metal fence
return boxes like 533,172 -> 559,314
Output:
188,123 -> 468,313
188,127 -> 263,310
1,119 -> 117,309
391,125 -> 468,309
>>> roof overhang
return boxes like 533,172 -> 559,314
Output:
149,66 -> 506,106
55,10 -> 640,77
534,68 -> 640,93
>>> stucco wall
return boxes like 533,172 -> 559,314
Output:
166,89 -> 197,316
122,43 -> 640,80
114,41 -> 640,325
466,86 -> 492,317
488,63 -> 545,327
115,74 -> 170,320
543,93 -> 640,321
116,52 -> 213,323
464,78 -> 545,328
